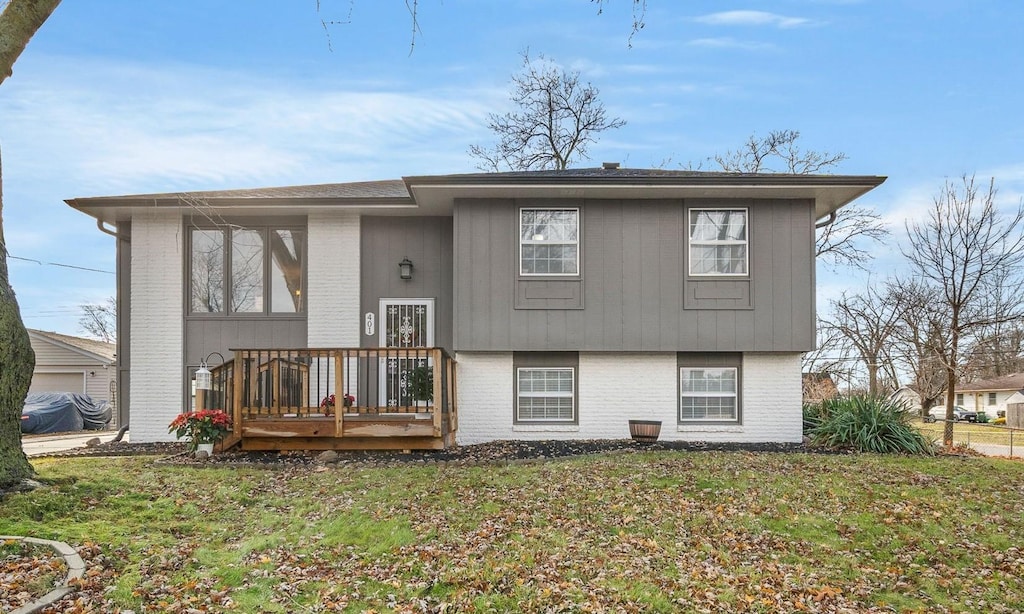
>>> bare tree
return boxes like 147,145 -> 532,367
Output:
890,278 -> 948,415
961,266 -> 1024,379
469,51 -> 626,172
903,175 -> 1024,446
79,296 -> 116,343
704,130 -> 888,272
0,0 -> 62,489
821,281 -> 906,396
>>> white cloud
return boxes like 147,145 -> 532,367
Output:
694,11 -> 818,29
1,54 -> 494,194
687,37 -> 776,51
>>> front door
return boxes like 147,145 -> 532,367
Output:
379,298 -> 435,408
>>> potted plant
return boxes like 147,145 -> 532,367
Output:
168,409 -> 232,456
406,364 -> 433,406
320,393 -> 355,416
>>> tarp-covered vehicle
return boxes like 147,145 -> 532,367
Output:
21,392 -> 112,434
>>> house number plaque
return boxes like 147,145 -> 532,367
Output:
364,312 -> 375,337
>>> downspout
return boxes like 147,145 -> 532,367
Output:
814,211 -> 837,229
96,219 -> 127,241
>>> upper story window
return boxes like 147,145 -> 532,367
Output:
689,209 -> 748,276
189,225 -> 305,315
520,208 -> 579,275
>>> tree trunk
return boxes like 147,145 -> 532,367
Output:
0,145 -> 35,488
944,366 -> 956,447
0,0 -> 62,87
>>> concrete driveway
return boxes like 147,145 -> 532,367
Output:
22,431 -> 124,456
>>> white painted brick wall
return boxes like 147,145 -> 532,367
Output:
307,211 -> 360,347
454,353 -> 513,445
455,351 -> 803,444
129,211 -> 183,442
306,212 -> 361,403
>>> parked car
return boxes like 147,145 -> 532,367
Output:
925,405 -> 978,423
21,392 -> 112,434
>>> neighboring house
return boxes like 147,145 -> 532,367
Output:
66,168 -> 885,448
27,329 -> 116,404
802,372 -> 839,405
954,372 -> 1024,416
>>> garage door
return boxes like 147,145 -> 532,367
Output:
28,372 -> 84,394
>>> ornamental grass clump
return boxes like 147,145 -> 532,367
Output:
168,409 -> 232,451
807,395 -> 935,455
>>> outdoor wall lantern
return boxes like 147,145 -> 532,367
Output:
194,351 -> 226,391
398,258 -> 414,280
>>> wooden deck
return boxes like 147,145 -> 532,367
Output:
204,347 -> 458,451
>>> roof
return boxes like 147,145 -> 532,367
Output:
28,329 -> 116,363
957,372 -> 1024,393
66,167 -> 886,224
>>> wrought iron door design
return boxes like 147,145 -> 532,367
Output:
379,299 -> 435,408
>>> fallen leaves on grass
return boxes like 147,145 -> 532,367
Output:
4,450 -> 1024,612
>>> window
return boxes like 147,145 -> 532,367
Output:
988,392 -> 997,406
689,209 -> 748,276
189,225 -> 305,315
517,368 -> 575,422
956,393 -> 964,405
680,367 -> 738,422
520,208 -> 579,275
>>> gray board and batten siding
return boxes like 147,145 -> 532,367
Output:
453,197 -> 816,353
181,217 -> 308,394
359,216 -> 454,351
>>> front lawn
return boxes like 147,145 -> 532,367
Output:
2,451 -> 1022,612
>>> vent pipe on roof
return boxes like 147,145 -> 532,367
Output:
602,162 -> 620,170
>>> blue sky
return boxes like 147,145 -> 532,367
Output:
2,0 -> 1023,336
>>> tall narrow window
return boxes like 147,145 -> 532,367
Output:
520,208 -> 579,275
988,392 -> 997,406
270,230 -> 305,313
517,368 -> 575,422
231,229 -> 265,313
689,209 -> 748,276
190,229 -> 224,313
680,367 -> 738,422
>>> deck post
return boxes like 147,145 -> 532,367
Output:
232,350 -> 243,438
432,348 -> 443,437
334,350 -> 344,437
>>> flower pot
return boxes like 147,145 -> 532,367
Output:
628,420 -> 662,443
196,442 -> 215,457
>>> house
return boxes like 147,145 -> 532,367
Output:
27,329 -> 116,406
953,372 -> 1024,417
66,168 -> 885,449
801,372 -> 839,405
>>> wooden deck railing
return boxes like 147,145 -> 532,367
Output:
206,348 -> 458,449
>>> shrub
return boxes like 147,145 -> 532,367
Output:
807,395 -> 935,455
802,403 -> 827,434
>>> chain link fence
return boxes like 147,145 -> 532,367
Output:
915,419 -> 1023,458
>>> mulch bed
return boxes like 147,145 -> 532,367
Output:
33,438 -> 811,468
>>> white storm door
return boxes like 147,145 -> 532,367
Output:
379,298 -> 435,408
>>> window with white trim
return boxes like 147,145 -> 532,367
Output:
956,393 -> 964,406
520,208 -> 579,275
517,367 -> 575,422
688,209 -> 748,276
988,392 -> 997,405
680,367 -> 738,422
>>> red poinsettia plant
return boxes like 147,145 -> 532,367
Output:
320,393 -> 355,416
168,409 -> 232,450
